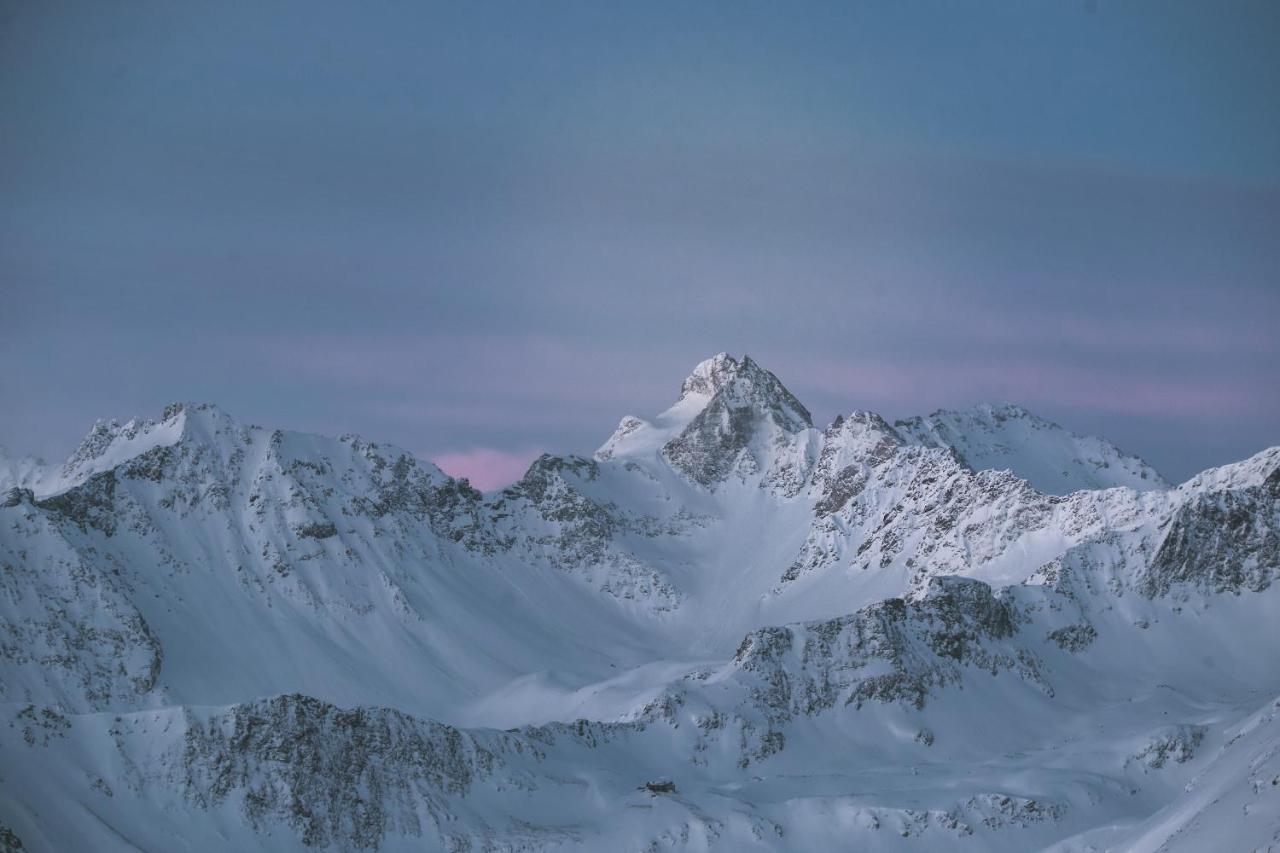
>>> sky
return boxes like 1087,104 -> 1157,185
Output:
2,0 -> 1278,488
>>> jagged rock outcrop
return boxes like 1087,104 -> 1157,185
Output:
1139,468 -> 1279,597
661,354 -> 813,489
1130,725 -> 1208,769
180,694 -> 516,849
730,577 -> 1039,719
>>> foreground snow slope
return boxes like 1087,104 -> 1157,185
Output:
1,354 -> 1276,851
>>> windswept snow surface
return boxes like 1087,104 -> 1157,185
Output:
1,355 -> 1276,852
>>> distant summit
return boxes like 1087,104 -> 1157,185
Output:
601,354 -> 1165,495
894,403 -> 1170,494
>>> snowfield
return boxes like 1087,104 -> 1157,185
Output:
1,354 -> 1277,851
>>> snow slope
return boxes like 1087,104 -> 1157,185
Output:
0,354 -> 1276,851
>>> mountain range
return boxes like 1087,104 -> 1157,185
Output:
1,353 -> 1276,852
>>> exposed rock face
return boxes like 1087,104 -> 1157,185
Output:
778,436 -> 1160,596
181,694 -> 513,850
492,454 -> 683,609
809,412 -> 905,516
677,354 -> 813,431
1,488 -> 33,509
35,471 -> 120,535
724,576 -> 1042,724
894,403 -> 1171,494
1140,474 -> 1279,597
0,501 -> 162,711
1131,725 -> 1208,769
661,354 -> 813,488
1,356 -> 1277,852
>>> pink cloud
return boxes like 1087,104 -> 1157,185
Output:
428,447 -> 542,492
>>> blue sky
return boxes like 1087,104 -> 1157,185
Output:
2,0 -> 1277,486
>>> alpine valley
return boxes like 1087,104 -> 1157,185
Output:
2,354 -> 1277,852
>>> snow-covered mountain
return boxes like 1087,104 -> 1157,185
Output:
894,403 -> 1170,494
1,354 -> 1276,852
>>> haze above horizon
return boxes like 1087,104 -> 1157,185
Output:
3,0 -> 1278,486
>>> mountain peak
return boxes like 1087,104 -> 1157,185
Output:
658,355 -> 815,487
678,353 -> 812,430
679,352 -> 741,401
597,354 -> 812,465
36,402 -> 252,497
